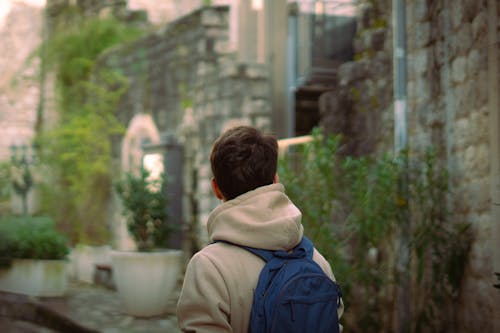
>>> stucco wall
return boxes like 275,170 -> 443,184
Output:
0,1 -> 44,161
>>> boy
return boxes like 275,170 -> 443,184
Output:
177,126 -> 342,332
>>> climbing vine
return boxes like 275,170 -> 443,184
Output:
37,13 -> 147,244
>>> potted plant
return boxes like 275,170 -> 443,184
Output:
112,167 -> 182,317
0,216 -> 69,297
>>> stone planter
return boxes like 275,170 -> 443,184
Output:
0,259 -> 68,297
111,249 -> 183,317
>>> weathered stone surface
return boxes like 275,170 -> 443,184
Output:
451,56 -> 467,83
471,11 -> 488,41
412,48 -> 430,75
323,2 -> 497,329
450,0 -> 467,31
201,8 -> 226,27
414,21 -> 432,48
338,61 -> 369,86
467,49 -> 485,76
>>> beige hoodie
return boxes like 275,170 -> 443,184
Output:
177,183 -> 342,333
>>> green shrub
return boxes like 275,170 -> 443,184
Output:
0,216 -> 69,268
279,128 -> 473,332
115,167 -> 174,251
0,162 -> 11,203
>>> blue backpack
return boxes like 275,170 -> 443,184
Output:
220,237 -> 341,333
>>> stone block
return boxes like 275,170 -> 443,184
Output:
471,11 -> 488,41
450,0 -> 466,31
433,40 -> 448,67
214,40 -> 234,55
413,77 -> 431,104
245,64 -> 268,79
370,52 -> 391,78
463,143 -> 489,179
254,116 -> 271,131
454,117 -> 469,149
251,81 -> 270,99
414,0 -> 430,22
353,38 -> 363,55
412,48 -> 430,75
467,178 -> 492,212
467,49 -> 485,77
414,21 -> 431,48
370,28 -> 387,51
463,0 -> 483,22
456,23 -> 473,56
451,56 -> 467,84
218,59 -> 238,78
474,70 -> 489,108
356,3 -> 374,31
338,61 -> 369,86
250,99 -> 270,115
201,9 -> 223,27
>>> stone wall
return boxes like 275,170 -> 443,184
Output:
406,0 -> 491,157
405,1 -> 498,331
98,6 -> 272,249
319,0 -> 499,331
319,1 -> 393,157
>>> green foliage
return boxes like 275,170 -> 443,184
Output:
115,168 -> 174,251
0,216 -> 69,268
279,128 -> 473,333
0,162 -> 11,203
42,17 -> 144,113
37,16 -> 146,244
409,150 -> 474,332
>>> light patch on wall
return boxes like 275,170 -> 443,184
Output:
143,153 -> 164,192
0,1 -> 12,26
0,0 -> 46,27
252,0 -> 263,11
290,0 -> 358,17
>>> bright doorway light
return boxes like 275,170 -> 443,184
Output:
252,0 -> 263,11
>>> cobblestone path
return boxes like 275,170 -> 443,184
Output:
30,282 -> 180,333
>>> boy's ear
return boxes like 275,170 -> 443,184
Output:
211,178 -> 225,200
273,173 -> 280,184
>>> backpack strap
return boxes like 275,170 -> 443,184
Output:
213,237 -> 315,262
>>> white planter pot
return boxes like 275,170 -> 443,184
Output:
111,249 -> 183,317
0,259 -> 68,297
69,245 -> 111,283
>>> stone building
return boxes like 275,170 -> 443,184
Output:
1,0 -> 498,331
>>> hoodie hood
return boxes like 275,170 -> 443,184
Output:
207,183 -> 304,251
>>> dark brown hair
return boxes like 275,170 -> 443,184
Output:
210,126 -> 278,200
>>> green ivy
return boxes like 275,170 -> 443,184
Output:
37,15 -> 147,245
279,128 -> 473,333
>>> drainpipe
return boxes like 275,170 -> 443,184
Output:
286,2 -> 299,138
487,2 -> 500,332
392,0 -> 410,332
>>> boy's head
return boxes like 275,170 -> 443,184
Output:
210,126 -> 278,201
